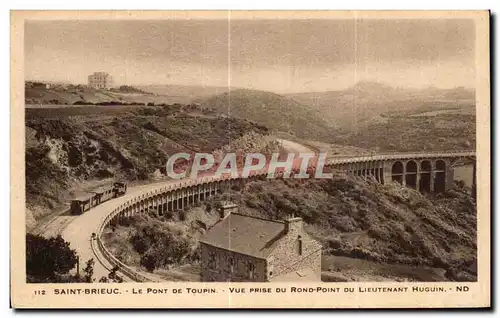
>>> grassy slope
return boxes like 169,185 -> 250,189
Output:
332,106 -> 475,152
286,82 -> 475,131
137,84 -> 231,101
102,200 -> 220,281
25,82 -> 189,105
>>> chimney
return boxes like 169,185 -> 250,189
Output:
219,201 -> 238,219
284,215 -> 303,234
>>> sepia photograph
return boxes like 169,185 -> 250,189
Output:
10,10 -> 490,308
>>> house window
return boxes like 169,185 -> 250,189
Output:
298,235 -> 303,256
248,261 -> 255,279
229,257 -> 234,273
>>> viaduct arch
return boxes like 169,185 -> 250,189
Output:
328,151 -> 475,194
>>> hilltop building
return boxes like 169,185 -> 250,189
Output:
199,202 -> 322,282
87,72 -> 114,89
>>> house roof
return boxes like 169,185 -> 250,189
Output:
199,213 -> 286,259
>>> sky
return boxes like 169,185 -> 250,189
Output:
25,18 -> 475,93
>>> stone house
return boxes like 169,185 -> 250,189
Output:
199,203 -> 322,282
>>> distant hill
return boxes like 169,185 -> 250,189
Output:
329,102 -> 475,152
24,81 -> 203,106
286,81 -> 475,131
198,88 -> 336,140
137,84 -> 232,104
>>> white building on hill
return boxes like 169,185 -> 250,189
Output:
88,72 -> 114,89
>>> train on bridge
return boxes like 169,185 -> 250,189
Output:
70,182 -> 127,215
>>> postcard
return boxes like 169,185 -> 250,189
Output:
11,10 -> 490,308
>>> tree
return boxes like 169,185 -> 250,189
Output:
83,258 -> 95,283
99,266 -> 124,283
140,252 -> 160,272
26,234 -> 78,279
454,180 -> 466,189
108,266 -> 124,283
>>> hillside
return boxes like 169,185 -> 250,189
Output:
104,174 -> 476,282
331,104 -> 475,152
25,104 -> 274,225
25,81 -> 186,106
137,84 -> 232,103
284,81 -> 476,152
286,81 -> 475,131
198,89 -> 336,140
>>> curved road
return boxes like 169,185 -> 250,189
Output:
278,138 -> 315,154
61,179 -> 190,280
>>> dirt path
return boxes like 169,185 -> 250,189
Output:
278,138 -> 315,154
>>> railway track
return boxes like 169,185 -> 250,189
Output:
42,216 -> 78,238
29,207 -> 75,237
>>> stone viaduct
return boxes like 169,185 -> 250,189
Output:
327,151 -> 476,193
92,150 -> 475,282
